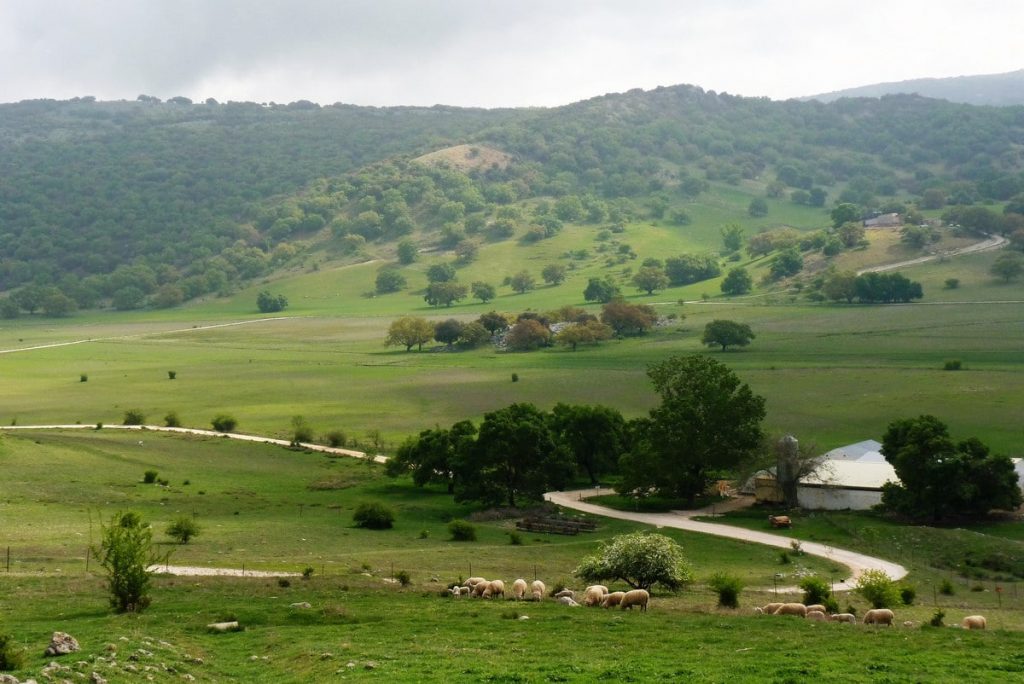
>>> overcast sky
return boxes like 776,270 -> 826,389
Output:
2,0 -> 1021,108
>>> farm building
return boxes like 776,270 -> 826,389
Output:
863,213 -> 901,228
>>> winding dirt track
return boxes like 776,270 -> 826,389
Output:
545,488 -> 907,592
856,233 -> 1008,275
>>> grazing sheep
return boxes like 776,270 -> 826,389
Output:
805,610 -> 827,622
753,607 -> 764,615
511,579 -> 528,600
530,580 -> 546,601
903,620 -> 916,628
961,615 -> 987,630
557,596 -> 580,607
464,577 -> 486,588
830,613 -> 856,624
484,579 -> 505,599
863,608 -> 895,626
772,603 -> 808,617
620,589 -> 650,612
804,604 -> 827,614
601,591 -> 626,609
760,603 -> 784,614
554,589 -> 575,600
583,585 -> 608,607
472,580 -> 490,598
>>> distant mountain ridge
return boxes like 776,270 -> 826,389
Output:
804,69 -> 1024,106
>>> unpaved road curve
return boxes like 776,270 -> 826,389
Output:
545,488 -> 907,592
857,233 -> 1007,275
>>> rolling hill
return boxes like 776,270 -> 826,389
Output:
804,69 -> 1024,106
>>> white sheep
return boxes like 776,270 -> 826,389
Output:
772,603 -> 807,617
511,579 -> 528,600
583,585 -> 608,607
829,613 -> 856,624
620,589 -> 650,612
557,596 -> 580,607
530,580 -> 546,601
482,579 -> 505,599
759,603 -> 784,615
804,604 -> 827,614
961,615 -> 987,630
464,577 -> 486,588
863,608 -> 895,626
805,610 -> 827,621
472,580 -> 490,598
554,589 -> 575,600
601,591 -> 626,608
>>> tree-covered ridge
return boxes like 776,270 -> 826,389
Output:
2,86 -> 1024,312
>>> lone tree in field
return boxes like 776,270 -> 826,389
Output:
632,266 -> 669,295
720,267 -> 752,296
257,290 -> 288,313
166,516 -> 201,544
618,355 -> 766,505
92,511 -> 166,613
385,316 -> 435,351
575,532 -> 693,592
990,252 -> 1023,282
702,319 -> 755,351
880,415 -> 1022,521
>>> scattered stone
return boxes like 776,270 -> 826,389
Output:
123,665 -> 139,673
158,641 -> 173,649
364,661 -> 377,670
118,638 -> 129,643
44,633 -> 81,657
381,578 -> 398,584
89,672 -> 107,684
289,602 -> 312,609
206,621 -> 239,633
518,615 -> 530,620
347,662 -> 356,669
0,674 -> 20,684
181,675 -> 195,682
430,576 -> 440,583
319,653 -> 334,660
103,644 -> 116,654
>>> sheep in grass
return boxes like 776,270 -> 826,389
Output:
806,610 -> 827,622
530,580 -> 546,601
863,608 -> 895,626
472,580 -> 490,598
511,579 -> 528,600
583,585 -> 609,607
554,589 -> 575,600
754,602 -> 784,616
464,577 -> 486,588
830,613 -> 856,624
772,603 -> 808,617
601,591 -> 626,609
482,579 -> 505,599
961,615 -> 987,630
620,589 -> 650,612
804,604 -> 827,614
558,596 -> 580,607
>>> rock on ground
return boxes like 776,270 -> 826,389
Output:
44,632 -> 80,657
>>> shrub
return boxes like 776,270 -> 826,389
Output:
511,373 -> 519,383
0,631 -> 25,672
823,596 -> 840,614
80,373 -> 88,383
164,411 -> 181,428
943,359 -> 963,371
575,532 -> 694,592
95,422 -> 103,430
143,470 -> 158,484
855,569 -> 900,608
418,529 -> 429,539
508,531 -> 523,546
944,278 -> 960,290
799,576 -> 831,605
277,578 -> 291,588
123,408 -> 145,425
353,502 -> 395,530
708,572 -> 743,608
929,609 -> 945,627
971,584 -> 985,592
92,511 -> 163,613
291,415 -> 315,446
211,414 -> 237,432
325,430 -> 347,448
395,570 -> 412,587
939,579 -> 955,595
448,519 -> 477,541
166,516 -> 201,544
302,566 -> 314,579
778,550 -> 791,565
168,370 -> 177,380
900,585 -> 916,606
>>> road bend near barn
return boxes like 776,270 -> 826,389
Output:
545,488 -> 907,592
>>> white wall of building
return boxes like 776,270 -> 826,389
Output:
797,486 -> 882,511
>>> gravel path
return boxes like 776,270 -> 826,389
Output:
545,488 -> 907,592
856,233 -> 1007,275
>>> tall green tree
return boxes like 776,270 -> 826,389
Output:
387,421 -> 476,494
701,320 -> 755,351
92,512 -> 166,613
618,355 -> 766,504
720,267 -> 752,296
454,403 -> 573,507
549,403 -> 627,484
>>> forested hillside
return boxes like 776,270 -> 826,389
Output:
806,69 -> 1024,107
2,86 -> 1024,315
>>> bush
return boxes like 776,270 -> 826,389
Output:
325,430 -> 347,448
823,596 -> 840,614
708,572 -> 743,608
854,569 -> 900,609
166,516 -> 201,544
92,511 -> 163,613
395,570 -> 412,587
575,532 -> 694,592
291,415 -> 315,446
211,414 -> 237,432
778,550 -> 791,564
353,502 -> 395,530
943,359 -> 963,371
508,531 -> 523,546
799,576 -> 831,605
302,566 -> 315,579
939,579 -> 955,596
418,529 -> 429,539
448,519 -> 477,541
143,470 -> 158,484
511,373 -> 519,383
80,373 -> 88,383
0,631 -> 25,671
930,609 -> 945,627
164,411 -> 181,428
167,370 -> 177,380
277,578 -> 291,588
944,278 -> 960,290
900,585 -> 917,606
123,408 -> 145,425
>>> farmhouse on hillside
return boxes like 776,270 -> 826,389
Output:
863,213 -> 901,228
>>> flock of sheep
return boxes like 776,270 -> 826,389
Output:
448,577 -> 650,611
753,601 -> 987,630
